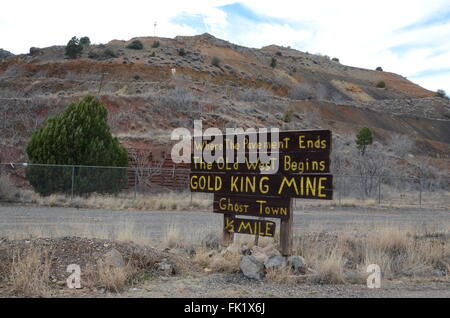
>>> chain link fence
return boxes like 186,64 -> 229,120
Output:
0,163 -> 448,209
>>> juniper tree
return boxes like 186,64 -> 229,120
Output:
65,36 -> 83,59
26,95 -> 128,196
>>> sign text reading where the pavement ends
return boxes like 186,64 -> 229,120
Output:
193,130 -> 331,153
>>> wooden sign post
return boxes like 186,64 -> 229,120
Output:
189,130 -> 333,256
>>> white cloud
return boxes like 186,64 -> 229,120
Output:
1,0 -> 449,94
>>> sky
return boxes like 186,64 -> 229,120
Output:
1,0 -> 449,94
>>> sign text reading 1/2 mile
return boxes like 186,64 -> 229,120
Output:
214,194 -> 290,219
193,130 -> 331,153
224,215 -> 276,237
190,172 -> 333,200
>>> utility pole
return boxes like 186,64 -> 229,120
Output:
154,21 -> 157,37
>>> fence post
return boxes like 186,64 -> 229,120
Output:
134,168 -> 137,200
280,199 -> 294,256
419,177 -> 422,207
378,176 -> 381,205
71,166 -> 75,199
338,175 -> 342,206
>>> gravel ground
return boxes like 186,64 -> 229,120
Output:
0,204 -> 449,244
46,274 -> 450,298
0,204 -> 448,298
119,274 -> 450,298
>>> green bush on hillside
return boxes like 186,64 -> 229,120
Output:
127,40 -> 144,50
25,95 -> 128,196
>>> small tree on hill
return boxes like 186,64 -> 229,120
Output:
126,40 -> 144,50
211,56 -> 220,67
376,81 -> 386,88
436,89 -> 448,99
26,95 -> 128,196
355,127 -> 373,156
80,36 -> 91,46
270,57 -> 277,68
65,36 -> 83,59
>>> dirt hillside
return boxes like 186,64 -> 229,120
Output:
0,33 -> 449,167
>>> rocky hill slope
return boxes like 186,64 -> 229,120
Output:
0,33 -> 449,172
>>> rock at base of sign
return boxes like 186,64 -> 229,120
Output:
201,232 -> 220,250
240,255 -> 265,280
288,255 -> 307,274
156,258 -> 175,275
251,249 -> 269,264
264,255 -> 288,270
99,248 -> 125,268
241,245 -> 252,256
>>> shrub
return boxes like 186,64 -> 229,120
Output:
152,40 -> 160,48
239,88 -> 272,102
177,48 -> 187,56
270,57 -> 277,68
88,51 -> 100,59
159,87 -> 197,111
88,48 -> 117,60
435,89 -> 448,99
355,127 -> 373,155
332,57 -> 340,62
80,36 -> 91,46
276,51 -> 282,56
25,95 -> 128,196
65,36 -> 83,59
288,84 -> 313,100
376,66 -> 383,71
211,56 -> 220,67
150,52 -> 156,57
126,40 -> 143,50
376,81 -> 386,88
283,109 -> 294,123
103,48 -> 117,58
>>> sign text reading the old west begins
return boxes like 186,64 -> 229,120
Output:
192,152 -> 330,174
190,173 -> 333,200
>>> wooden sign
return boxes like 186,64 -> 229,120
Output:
189,129 -> 333,256
190,172 -> 333,200
213,194 -> 290,220
224,215 -> 276,237
193,130 -> 331,154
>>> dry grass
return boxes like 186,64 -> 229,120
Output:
295,226 -> 449,284
18,190 -> 212,212
8,247 -> 51,297
266,267 -> 297,285
98,264 -> 133,293
194,244 -> 241,273
164,224 -> 181,248
311,248 -> 346,284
